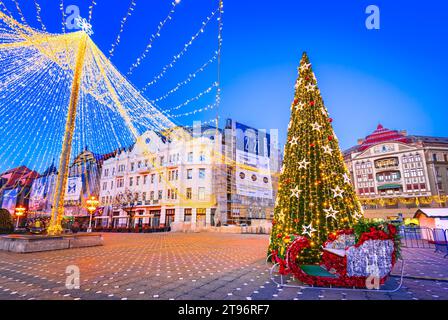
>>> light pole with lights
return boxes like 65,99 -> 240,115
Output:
86,196 -> 99,233
14,206 -> 25,229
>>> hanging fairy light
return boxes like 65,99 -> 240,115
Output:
108,0 -> 137,59
141,7 -> 220,91
127,0 -> 181,76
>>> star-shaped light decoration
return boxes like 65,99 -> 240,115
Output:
322,145 -> 333,155
295,101 -> 306,111
331,185 -> 344,198
289,136 -> 299,146
324,206 -> 339,219
321,107 -> 329,116
342,173 -> 351,184
76,16 -> 94,36
290,186 -> 302,199
295,78 -> 303,89
298,158 -> 310,169
300,62 -> 311,72
305,83 -> 316,92
277,209 -> 286,223
310,122 -> 322,131
302,223 -> 316,237
353,211 -> 363,220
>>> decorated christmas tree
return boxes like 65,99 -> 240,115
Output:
269,52 -> 363,263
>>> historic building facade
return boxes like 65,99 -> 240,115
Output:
344,124 -> 448,218
97,119 -> 281,231
98,126 -> 222,230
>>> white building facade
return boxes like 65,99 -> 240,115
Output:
98,126 -> 223,231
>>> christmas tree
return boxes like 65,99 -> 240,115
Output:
269,52 -> 363,263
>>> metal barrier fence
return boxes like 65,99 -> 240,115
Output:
399,226 -> 435,249
400,226 -> 448,255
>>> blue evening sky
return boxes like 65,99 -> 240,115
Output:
5,0 -> 448,151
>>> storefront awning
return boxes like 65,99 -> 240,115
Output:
377,184 -> 402,190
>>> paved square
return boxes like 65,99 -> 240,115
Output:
0,233 -> 447,300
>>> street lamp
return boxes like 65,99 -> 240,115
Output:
86,196 -> 99,233
15,206 -> 25,229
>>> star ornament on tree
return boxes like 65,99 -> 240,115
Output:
289,136 -> 299,146
311,122 -> 322,131
324,206 -> 339,219
300,62 -> 311,72
305,83 -> 316,92
322,145 -> 333,155
295,101 -> 306,111
298,158 -> 310,169
302,223 -> 316,237
76,16 -> 94,36
290,186 -> 302,198
331,185 -> 344,198
343,173 -> 351,184
353,211 -> 363,220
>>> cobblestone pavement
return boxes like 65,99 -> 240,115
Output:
0,233 -> 447,300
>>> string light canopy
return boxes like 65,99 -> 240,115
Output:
0,0 -> 226,234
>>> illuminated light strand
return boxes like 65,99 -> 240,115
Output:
88,0 -> 96,24
108,0 -> 137,58
141,7 -> 219,91
169,102 -> 217,118
127,0 -> 180,76
214,0 -> 224,128
162,81 -> 217,115
152,53 -> 217,103
0,1 -> 13,19
59,0 -> 66,33
33,0 -> 46,31
11,0 -> 28,26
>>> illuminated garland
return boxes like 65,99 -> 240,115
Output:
359,195 -> 448,206
141,7 -> 219,91
108,0 -> 137,58
127,0 -> 181,76
162,82 -> 217,115
152,53 -> 217,103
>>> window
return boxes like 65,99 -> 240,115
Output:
151,174 -> 155,184
130,163 -> 135,171
150,191 -> 154,200
143,175 -> 148,184
102,182 -> 107,191
199,151 -> 206,162
136,176 -> 140,186
160,156 -> 165,166
198,187 -> 205,200
142,192 -> 146,201
199,168 -> 206,179
159,173 -> 164,182
117,178 -> 124,188
187,169 -> 193,180
186,188 -> 192,200
184,208 -> 192,222
110,181 -> 114,189
129,177 -> 133,187
138,161 -> 142,168
188,152 -> 193,162
104,168 -> 109,177
158,190 -> 163,200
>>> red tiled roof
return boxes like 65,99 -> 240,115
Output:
358,124 -> 409,151
0,166 -> 39,188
